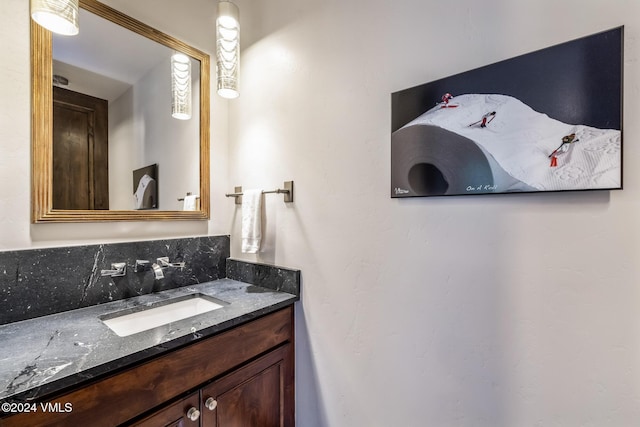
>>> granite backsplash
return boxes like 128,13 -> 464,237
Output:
226,258 -> 300,296
0,236 -> 230,325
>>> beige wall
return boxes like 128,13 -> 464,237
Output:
2,0 -> 640,425
230,0 -> 640,425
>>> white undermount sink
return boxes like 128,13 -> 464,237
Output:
100,293 -> 228,337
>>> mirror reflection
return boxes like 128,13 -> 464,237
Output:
31,0 -> 210,222
52,8 -> 200,211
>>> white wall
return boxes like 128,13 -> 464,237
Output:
0,0 -> 230,250
140,57 -> 201,211
3,0 -> 640,425
230,0 -> 640,426
110,56 -> 201,210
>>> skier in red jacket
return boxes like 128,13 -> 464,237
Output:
549,133 -> 579,167
468,111 -> 497,128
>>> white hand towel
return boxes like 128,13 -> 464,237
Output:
241,189 -> 263,253
183,194 -> 198,211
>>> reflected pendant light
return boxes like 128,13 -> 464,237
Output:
171,52 -> 192,120
31,0 -> 79,36
216,1 -> 240,99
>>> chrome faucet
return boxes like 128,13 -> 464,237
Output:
134,259 -> 150,272
156,257 -> 186,269
150,257 -> 185,280
100,262 -> 127,277
151,263 -> 165,280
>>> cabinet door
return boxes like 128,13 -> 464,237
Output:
200,344 -> 294,427
131,392 -> 202,427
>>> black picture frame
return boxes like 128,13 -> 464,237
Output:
133,164 -> 158,209
391,27 -> 623,198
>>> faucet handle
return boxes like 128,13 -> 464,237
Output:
156,257 -> 186,270
134,259 -> 150,272
100,262 -> 127,277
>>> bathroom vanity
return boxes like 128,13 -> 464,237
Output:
0,250 -> 300,427
1,304 -> 294,426
0,235 -> 300,426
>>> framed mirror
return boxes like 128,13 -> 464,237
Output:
31,0 -> 210,222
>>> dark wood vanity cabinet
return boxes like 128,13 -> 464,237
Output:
133,344 -> 293,427
1,307 -> 295,427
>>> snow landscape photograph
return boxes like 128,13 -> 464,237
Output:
391,27 -> 623,197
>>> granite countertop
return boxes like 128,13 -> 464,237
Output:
0,279 -> 297,404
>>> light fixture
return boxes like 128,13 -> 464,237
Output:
31,0 -> 79,36
216,1 -> 240,99
171,52 -> 192,120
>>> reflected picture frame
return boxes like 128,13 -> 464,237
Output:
133,164 -> 158,210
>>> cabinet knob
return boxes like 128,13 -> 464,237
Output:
205,397 -> 218,411
186,406 -> 201,421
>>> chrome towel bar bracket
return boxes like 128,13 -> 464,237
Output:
225,181 -> 294,204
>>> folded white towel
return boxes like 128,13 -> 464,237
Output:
241,189 -> 263,253
183,194 -> 199,211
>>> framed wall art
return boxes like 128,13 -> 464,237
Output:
133,164 -> 158,209
391,27 -> 623,198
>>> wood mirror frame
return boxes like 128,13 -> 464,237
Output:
31,0 -> 210,223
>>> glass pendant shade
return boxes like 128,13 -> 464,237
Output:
216,1 -> 240,99
171,52 -> 192,120
31,0 -> 79,36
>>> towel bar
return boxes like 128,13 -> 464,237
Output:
226,181 -> 294,204
177,192 -> 200,202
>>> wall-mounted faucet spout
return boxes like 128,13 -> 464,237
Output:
157,257 -> 186,269
151,263 -> 164,280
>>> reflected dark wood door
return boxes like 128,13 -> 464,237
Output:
53,86 -> 109,210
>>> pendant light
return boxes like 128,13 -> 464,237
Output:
31,0 -> 79,36
171,52 -> 192,120
216,1 -> 240,99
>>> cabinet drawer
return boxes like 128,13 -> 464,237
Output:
130,392 -> 201,427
